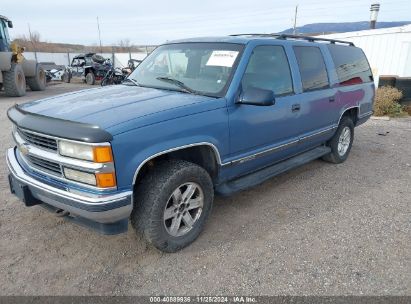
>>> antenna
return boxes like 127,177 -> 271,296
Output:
293,5 -> 298,35
96,16 -> 103,53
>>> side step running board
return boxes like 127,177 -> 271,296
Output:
216,146 -> 331,196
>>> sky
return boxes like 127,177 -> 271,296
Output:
2,0 -> 410,45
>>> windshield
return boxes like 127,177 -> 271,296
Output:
128,42 -> 244,97
0,20 -> 10,40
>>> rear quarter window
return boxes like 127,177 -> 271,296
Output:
327,44 -> 373,86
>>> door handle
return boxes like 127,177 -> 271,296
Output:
329,97 -> 335,102
292,104 -> 301,112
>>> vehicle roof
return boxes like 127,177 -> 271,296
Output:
167,34 -> 355,47
73,53 -> 96,59
169,36 -> 251,44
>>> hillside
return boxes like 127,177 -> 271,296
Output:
12,38 -> 155,53
281,21 -> 411,35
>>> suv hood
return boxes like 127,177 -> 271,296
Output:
19,85 -> 222,134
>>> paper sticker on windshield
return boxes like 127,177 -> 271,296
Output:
206,51 -> 239,67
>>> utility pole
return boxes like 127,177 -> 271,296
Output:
97,16 -> 103,53
370,3 -> 380,29
27,23 -> 38,62
293,5 -> 298,35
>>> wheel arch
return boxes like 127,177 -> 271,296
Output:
338,106 -> 359,127
84,67 -> 94,74
132,143 -> 222,189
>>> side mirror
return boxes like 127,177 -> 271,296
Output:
238,87 -> 275,106
7,21 -> 13,28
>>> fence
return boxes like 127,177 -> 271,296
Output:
23,51 -> 149,68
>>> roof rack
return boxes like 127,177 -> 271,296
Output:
229,33 -> 355,46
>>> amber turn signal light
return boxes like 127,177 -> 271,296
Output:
93,146 -> 113,163
96,172 -> 116,188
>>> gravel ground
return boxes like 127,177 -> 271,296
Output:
0,83 -> 410,296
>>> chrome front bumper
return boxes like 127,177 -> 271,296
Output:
7,148 -> 133,233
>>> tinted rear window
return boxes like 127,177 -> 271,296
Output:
327,45 -> 373,86
293,46 -> 329,92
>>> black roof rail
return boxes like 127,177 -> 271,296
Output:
230,33 -> 274,37
276,34 -> 355,46
229,33 -> 355,46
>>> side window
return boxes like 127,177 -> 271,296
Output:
327,44 -> 373,85
294,46 -> 329,92
0,21 -> 5,40
242,45 -> 293,96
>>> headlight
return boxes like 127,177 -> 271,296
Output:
59,141 -> 113,163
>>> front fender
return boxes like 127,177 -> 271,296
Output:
111,108 -> 229,191
0,52 -> 12,71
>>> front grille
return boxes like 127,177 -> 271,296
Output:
17,128 -> 58,151
25,154 -> 62,176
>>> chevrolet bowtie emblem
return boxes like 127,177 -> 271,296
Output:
18,143 -> 29,155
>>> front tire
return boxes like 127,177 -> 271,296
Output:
322,116 -> 354,164
62,71 -> 71,83
3,63 -> 26,97
131,160 -> 214,252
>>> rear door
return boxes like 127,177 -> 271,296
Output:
292,45 -> 338,148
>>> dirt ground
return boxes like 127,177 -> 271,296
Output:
0,83 -> 410,296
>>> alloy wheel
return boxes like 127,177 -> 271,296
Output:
337,126 -> 351,156
163,182 -> 204,237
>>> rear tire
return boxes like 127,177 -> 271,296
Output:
322,116 -> 354,164
85,72 -> 95,85
3,63 -> 26,97
101,77 -> 109,86
131,160 -> 214,252
26,65 -> 46,91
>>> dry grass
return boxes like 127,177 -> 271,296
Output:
374,86 -> 407,117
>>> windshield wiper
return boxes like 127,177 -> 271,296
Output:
123,78 -> 140,86
156,76 -> 196,94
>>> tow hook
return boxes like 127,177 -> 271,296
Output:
55,208 -> 70,217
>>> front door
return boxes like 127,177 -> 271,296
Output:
227,45 -> 303,178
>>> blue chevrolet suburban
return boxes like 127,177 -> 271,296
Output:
7,34 -> 374,252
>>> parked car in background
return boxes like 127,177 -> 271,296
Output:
101,67 -> 128,86
101,59 -> 143,86
7,34 -> 374,252
127,58 -> 142,72
63,53 -> 111,85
